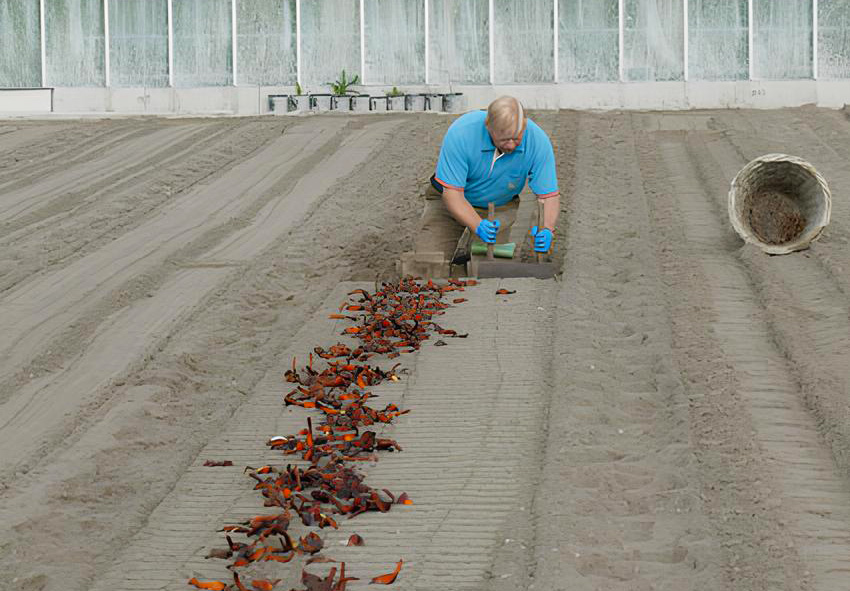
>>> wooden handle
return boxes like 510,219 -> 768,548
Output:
536,200 -> 544,263
487,202 -> 495,260
487,202 -> 496,261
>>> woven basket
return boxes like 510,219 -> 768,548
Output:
728,154 -> 831,255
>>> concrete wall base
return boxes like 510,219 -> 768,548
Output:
0,88 -> 53,113
5,81 -> 849,116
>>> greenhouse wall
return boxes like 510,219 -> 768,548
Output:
1,0 -> 850,113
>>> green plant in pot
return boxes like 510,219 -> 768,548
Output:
289,81 -> 310,111
329,69 -> 359,95
328,69 -> 364,110
386,86 -> 405,111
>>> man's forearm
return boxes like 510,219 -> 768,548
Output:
442,189 -> 482,231
541,195 -> 559,231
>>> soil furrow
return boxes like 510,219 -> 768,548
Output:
0,121 -> 159,191
647,125 -> 850,589
0,122 -> 71,158
0,121 -> 226,230
0,118 -> 401,482
639,128 -> 807,591
0,120 -> 271,295
0,117 -> 358,448
0,124 -> 197,221
692,123 -> 850,483
529,112 -> 722,591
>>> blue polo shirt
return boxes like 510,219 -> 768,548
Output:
434,110 -> 559,207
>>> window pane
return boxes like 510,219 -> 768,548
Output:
753,0 -> 812,79
173,0 -> 232,86
46,0 -> 105,86
494,0 -> 553,83
624,0 -> 683,81
429,0 -> 488,84
558,0 -> 618,82
688,0 -> 747,80
0,0 -> 41,87
109,0 -> 168,87
301,0 -> 360,88
237,0 -> 296,85
819,0 -> 850,79
364,0 -> 424,84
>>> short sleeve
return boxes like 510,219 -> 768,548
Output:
434,128 -> 468,191
528,133 -> 559,197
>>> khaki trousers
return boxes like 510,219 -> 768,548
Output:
414,181 -> 519,262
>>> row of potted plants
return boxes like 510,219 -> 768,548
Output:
273,70 -> 464,113
286,92 -> 462,113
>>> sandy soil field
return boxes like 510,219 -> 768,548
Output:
1,108 -> 850,591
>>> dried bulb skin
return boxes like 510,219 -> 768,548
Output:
187,279 -> 474,590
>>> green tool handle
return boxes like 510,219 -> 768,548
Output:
471,242 -> 515,258
487,202 -> 495,260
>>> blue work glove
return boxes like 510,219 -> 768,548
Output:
531,226 -> 553,253
476,218 -> 500,244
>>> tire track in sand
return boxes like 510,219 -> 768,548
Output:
645,124 -> 850,589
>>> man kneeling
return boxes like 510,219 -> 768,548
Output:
406,95 -> 560,278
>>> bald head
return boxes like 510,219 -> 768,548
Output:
485,96 -> 526,153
